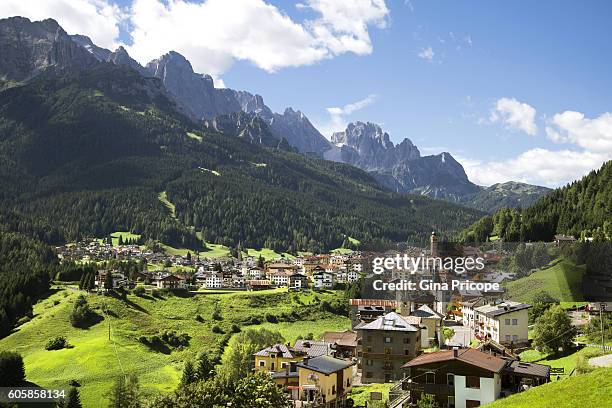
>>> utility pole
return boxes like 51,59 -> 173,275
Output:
601,303 -> 606,349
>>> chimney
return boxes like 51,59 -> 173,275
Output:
303,357 -> 310,366
453,347 -> 458,357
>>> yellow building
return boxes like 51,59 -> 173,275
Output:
254,343 -> 306,375
296,355 -> 355,408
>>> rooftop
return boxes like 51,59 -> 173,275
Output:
296,355 -> 354,375
402,348 -> 507,373
474,301 -> 531,317
254,344 -> 304,359
357,312 -> 419,332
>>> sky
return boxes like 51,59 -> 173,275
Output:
1,0 -> 611,188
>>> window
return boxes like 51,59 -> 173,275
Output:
347,378 -> 350,387
383,362 -> 393,370
384,336 -> 393,343
505,318 -> 511,325
466,376 -> 480,389
366,346 -> 372,352
367,336 -> 372,342
512,335 -> 518,341
331,385 -> 336,395
366,359 -> 373,366
447,373 -> 455,386
281,362 -> 288,369
448,396 -> 456,408
259,361 -> 265,367
505,335 -> 511,342
512,319 -> 518,325
404,349 -> 410,356
384,347 -> 392,355
403,337 -> 411,344
425,372 -> 435,384
466,400 -> 480,408
365,371 -> 373,378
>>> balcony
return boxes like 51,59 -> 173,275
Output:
401,380 -> 454,395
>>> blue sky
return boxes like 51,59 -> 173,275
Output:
1,0 -> 611,187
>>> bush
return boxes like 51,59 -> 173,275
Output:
69,295 -> 101,328
195,314 -> 204,323
212,309 -> 223,321
161,330 -> 190,348
230,324 -> 241,333
265,313 -> 278,323
212,325 -> 224,334
0,351 -> 26,386
132,286 -> 145,296
46,336 -> 69,350
151,289 -> 162,298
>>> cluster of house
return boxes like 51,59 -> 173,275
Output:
254,295 -> 548,408
88,251 -> 365,292
197,252 -> 364,291
56,240 -> 197,267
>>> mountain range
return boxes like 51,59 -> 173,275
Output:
0,16 -> 487,253
0,16 -> 549,214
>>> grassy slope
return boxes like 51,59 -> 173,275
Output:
0,288 -> 349,407
484,368 -> 612,408
349,383 -> 393,406
519,347 -> 606,379
504,259 -> 585,304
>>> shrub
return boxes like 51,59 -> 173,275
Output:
46,336 -> 69,350
211,325 -> 224,334
230,324 -> 241,333
195,314 -> 204,323
69,295 -> 101,328
212,309 -> 223,321
161,330 -> 190,348
0,351 -> 26,386
265,313 -> 278,323
151,289 -> 162,298
132,286 -> 145,296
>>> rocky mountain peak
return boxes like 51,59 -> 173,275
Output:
0,16 -> 98,86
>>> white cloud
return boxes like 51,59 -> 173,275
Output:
490,97 -> 538,135
417,46 -> 434,61
318,94 -> 378,137
301,0 -> 389,55
1,0 -> 389,76
545,111 -> 612,154
0,0 -> 124,49
460,149 -> 608,187
126,0 -> 389,75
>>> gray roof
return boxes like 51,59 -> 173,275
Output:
503,360 -> 550,378
296,355 -> 354,374
293,340 -> 332,357
357,312 -> 419,332
254,344 -> 304,358
475,301 -> 531,318
412,304 -> 444,319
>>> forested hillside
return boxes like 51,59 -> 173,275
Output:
0,231 -> 57,336
0,64 -> 483,252
461,161 -> 611,242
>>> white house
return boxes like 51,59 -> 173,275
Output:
473,301 -> 531,345
203,272 -> 224,289
313,271 -> 335,289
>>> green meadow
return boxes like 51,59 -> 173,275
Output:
504,259 -> 586,304
0,287 -> 349,407
483,368 -> 612,408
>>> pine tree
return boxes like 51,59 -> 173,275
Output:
180,360 -> 197,387
104,272 -> 114,291
65,387 -> 82,408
